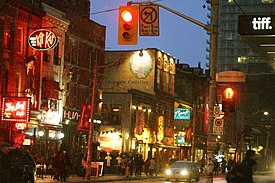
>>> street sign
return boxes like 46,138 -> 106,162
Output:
139,5 -> 159,36
213,118 -> 224,135
214,106 -> 220,117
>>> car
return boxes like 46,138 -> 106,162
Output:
165,160 -> 200,182
9,148 -> 36,183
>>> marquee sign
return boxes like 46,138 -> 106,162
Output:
1,97 -> 31,122
28,29 -> 58,51
238,15 -> 275,35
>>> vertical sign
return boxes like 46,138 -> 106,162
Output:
213,118 -> 224,135
139,5 -> 159,36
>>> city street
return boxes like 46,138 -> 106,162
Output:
36,172 -> 275,183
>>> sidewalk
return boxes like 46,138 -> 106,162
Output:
36,173 -> 164,183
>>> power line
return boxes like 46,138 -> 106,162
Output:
233,0 -> 246,15
91,0 -> 164,16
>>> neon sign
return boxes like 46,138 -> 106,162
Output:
1,97 -> 30,122
15,122 -> 28,130
28,29 -> 58,51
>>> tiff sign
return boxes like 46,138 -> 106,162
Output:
238,15 -> 275,35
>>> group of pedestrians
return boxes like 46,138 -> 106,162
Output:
51,151 -> 72,182
115,154 -> 158,177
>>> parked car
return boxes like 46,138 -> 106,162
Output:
9,148 -> 36,183
165,160 -> 200,182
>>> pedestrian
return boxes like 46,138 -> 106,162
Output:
81,154 -> 88,179
0,142 -> 11,183
221,157 -> 227,174
226,150 -> 257,183
227,159 -> 234,172
136,154 -> 144,177
144,158 -> 150,176
149,157 -> 156,176
59,151 -> 70,182
121,155 -> 127,175
128,156 -> 135,176
52,151 -> 61,181
205,157 -> 214,176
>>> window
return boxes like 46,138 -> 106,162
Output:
102,104 -> 122,125
4,30 -> 10,49
15,73 -> 21,96
16,27 -> 24,54
43,51 -> 50,62
54,42 -> 60,65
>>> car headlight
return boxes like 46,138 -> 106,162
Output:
165,169 -> 172,175
180,169 -> 188,176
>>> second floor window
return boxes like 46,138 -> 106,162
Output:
16,27 -> 24,54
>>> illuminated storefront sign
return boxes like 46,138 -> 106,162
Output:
238,15 -> 275,35
40,109 -> 60,125
174,108 -> 190,120
15,122 -> 28,130
28,29 -> 58,51
1,97 -> 30,122
157,116 -> 164,141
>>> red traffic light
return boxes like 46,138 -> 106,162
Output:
223,87 -> 235,100
121,10 -> 133,22
118,6 -> 138,45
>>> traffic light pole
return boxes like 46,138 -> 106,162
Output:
127,1 -> 219,182
206,0 -> 219,182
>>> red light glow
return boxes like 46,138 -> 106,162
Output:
1,97 -> 30,122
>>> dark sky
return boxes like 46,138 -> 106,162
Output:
90,0 -> 209,69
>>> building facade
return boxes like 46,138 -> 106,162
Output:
100,49 -> 176,162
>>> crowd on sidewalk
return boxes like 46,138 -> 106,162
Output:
80,152 -> 159,179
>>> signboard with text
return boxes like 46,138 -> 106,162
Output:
28,29 -> 58,51
238,15 -> 275,35
139,5 -> 159,36
1,97 -> 31,122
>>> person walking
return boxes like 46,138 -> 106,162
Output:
226,150 -> 257,183
136,154 -> 144,177
149,157 -> 156,176
81,154 -> 88,179
0,142 -> 11,183
144,158 -> 150,176
52,151 -> 61,181
59,151 -> 71,182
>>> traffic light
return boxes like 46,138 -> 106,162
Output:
222,87 -> 235,113
118,6 -> 138,45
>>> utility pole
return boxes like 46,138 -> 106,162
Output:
84,61 -> 97,180
206,0 -> 219,182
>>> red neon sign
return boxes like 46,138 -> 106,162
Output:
15,122 -> 28,130
28,29 -> 58,51
1,97 -> 31,122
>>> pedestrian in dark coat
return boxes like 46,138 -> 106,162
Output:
0,142 -> 11,183
226,150 -> 257,183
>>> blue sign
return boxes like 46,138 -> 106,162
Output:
174,108 -> 190,120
